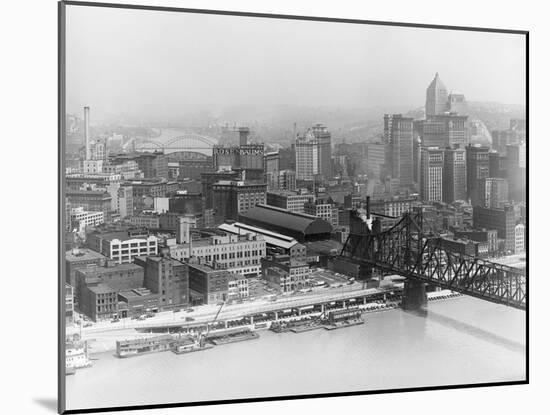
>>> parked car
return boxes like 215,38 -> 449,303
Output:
185,317 -> 195,322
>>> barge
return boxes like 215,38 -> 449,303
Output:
323,309 -> 364,330
172,335 -> 214,354
271,318 -> 323,333
205,327 -> 259,345
290,324 -> 324,333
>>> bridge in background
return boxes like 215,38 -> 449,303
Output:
135,134 -> 218,154
340,205 -> 526,311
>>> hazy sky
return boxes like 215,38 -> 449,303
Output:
66,5 -> 526,121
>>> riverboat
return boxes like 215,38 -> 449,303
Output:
116,334 -> 176,358
66,340 -> 92,371
323,309 -> 364,330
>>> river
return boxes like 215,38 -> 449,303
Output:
65,296 -> 526,411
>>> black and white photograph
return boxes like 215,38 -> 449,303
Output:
58,1 -> 528,413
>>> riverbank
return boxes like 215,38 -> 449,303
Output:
83,290 -> 462,355
66,295 -> 525,410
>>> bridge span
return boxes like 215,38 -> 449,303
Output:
341,201 -> 526,311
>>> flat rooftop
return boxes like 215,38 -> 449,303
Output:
88,283 -> 116,294
218,222 -> 298,250
65,248 -> 107,262
77,262 -> 143,276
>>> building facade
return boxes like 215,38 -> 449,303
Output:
261,256 -> 310,293
443,147 -> 467,203
515,223 -> 525,254
168,232 -> 266,278
420,147 -> 444,202
134,255 -> 189,309
385,114 -> 414,188
87,232 -> 158,264
473,206 -> 516,252
481,177 -> 509,209
295,131 -> 319,181
311,123 -> 332,179
187,263 -> 231,305
266,190 -> 314,213
211,180 -> 267,222
466,145 -> 490,206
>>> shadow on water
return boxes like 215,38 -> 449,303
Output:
406,307 -> 525,354
34,398 -> 57,412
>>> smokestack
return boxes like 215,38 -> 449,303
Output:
366,196 -> 371,219
84,106 -> 90,160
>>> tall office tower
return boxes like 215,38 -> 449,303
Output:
491,129 -> 515,155
383,114 -> 393,144
385,114 -> 414,188
507,143 -> 527,169
276,169 -> 296,191
480,177 -> 509,208
425,73 -> 448,117
311,123 -> 332,179
366,142 -> 386,181
466,145 -> 490,206
443,146 -> 467,203
84,106 -> 91,160
510,119 -> 527,142
506,143 -> 527,202
489,151 -> 507,178
447,92 -> 468,115
295,130 -> 319,181
264,151 -> 280,190
416,114 -> 469,148
420,147 -> 444,202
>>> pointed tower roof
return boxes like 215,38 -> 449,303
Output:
427,72 -> 447,92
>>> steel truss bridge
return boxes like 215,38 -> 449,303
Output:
340,209 -> 526,310
135,134 -> 217,152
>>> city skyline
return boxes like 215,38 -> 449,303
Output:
66,6 -> 526,123
61,4 -> 527,414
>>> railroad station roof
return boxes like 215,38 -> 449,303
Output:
239,204 -> 332,236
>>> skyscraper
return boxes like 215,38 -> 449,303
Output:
466,145 -> 490,206
295,130 -> 319,181
385,114 -> 414,188
415,114 -> 468,148
447,92 -> 468,115
480,177 -> 509,209
311,123 -> 332,179
443,146 -> 467,203
425,73 -> 448,117
420,147 -> 444,202
506,143 -> 526,202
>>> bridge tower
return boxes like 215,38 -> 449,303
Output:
402,280 -> 427,310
